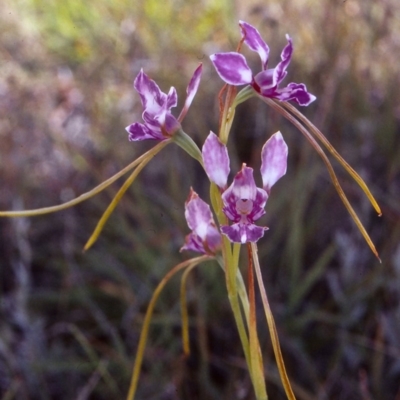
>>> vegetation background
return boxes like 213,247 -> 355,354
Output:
1,0 -> 399,399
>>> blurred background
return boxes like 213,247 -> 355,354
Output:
1,0 -> 399,399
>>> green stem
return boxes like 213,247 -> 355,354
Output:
221,236 -> 251,365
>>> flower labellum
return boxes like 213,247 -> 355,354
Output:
126,64 -> 203,141
210,21 -> 316,106
221,165 -> 269,243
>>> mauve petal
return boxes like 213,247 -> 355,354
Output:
222,205 -> 239,223
205,224 -> 222,253
275,83 -> 316,106
185,189 -> 214,239
221,189 -> 240,222
273,35 -> 293,84
261,131 -> 288,193
239,21 -> 270,69
126,122 -> 165,141
221,165 -> 258,224
248,188 -> 268,221
229,165 -> 258,202
142,111 -> 162,130
210,53 -> 253,85
179,64 -> 203,122
181,233 -> 206,254
221,223 -> 267,243
254,69 -> 277,92
166,87 -> 178,109
134,69 -> 164,112
220,223 -> 243,243
244,224 -> 268,243
182,189 -> 221,254
202,132 -> 230,188
163,113 -> 181,135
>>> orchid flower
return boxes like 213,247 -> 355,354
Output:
202,131 -> 288,243
210,21 -> 315,106
181,188 -> 221,255
126,64 -> 202,141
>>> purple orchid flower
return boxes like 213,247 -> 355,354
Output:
181,188 -> 221,255
210,21 -> 316,106
202,131 -> 288,243
126,64 -> 202,141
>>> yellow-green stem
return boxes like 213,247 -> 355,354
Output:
221,235 -> 250,365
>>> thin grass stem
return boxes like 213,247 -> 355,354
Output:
251,243 -> 296,400
180,263 -> 199,356
126,255 -> 212,400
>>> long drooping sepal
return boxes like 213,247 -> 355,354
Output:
84,141 -> 172,250
84,162 -> 146,251
251,243 -> 296,400
280,101 -> 382,216
261,96 -> 380,261
126,255 -> 213,400
0,140 -> 171,218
